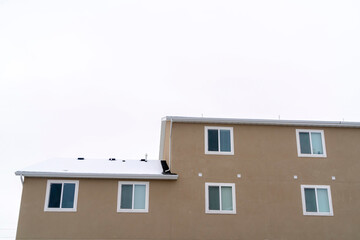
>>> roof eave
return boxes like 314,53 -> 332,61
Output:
15,171 -> 178,180
163,116 -> 360,128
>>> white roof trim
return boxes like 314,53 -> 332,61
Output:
15,171 -> 178,180
163,116 -> 360,128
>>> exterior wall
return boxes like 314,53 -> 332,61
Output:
168,122 -> 360,240
17,177 -> 177,239
17,121 -> 360,239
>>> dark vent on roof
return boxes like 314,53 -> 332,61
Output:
109,158 -> 116,161
161,160 -> 176,175
140,159 -> 147,162
122,160 -> 126,162
77,157 -> 85,160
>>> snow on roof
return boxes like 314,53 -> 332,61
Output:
15,158 -> 178,180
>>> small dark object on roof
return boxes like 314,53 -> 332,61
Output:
140,159 -> 147,162
161,160 -> 177,175
109,158 -> 116,161
77,157 -> 85,160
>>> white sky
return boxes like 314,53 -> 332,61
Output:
1,0 -> 360,238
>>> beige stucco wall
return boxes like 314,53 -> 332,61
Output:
17,177 -> 177,239
17,122 -> 360,239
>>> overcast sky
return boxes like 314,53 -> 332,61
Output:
1,0 -> 360,238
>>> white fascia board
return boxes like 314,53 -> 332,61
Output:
164,116 -> 360,128
15,171 -> 178,180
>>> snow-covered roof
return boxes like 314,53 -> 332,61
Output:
15,158 -> 178,180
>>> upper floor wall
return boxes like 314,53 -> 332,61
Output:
159,117 -> 360,182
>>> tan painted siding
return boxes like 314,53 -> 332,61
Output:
168,122 -> 360,239
17,122 -> 360,239
17,178 -> 177,239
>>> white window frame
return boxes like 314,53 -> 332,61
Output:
205,182 -> 236,214
117,181 -> 149,213
44,180 -> 79,212
205,126 -> 234,155
296,129 -> 327,157
300,185 -> 333,216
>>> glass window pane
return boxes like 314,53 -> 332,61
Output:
134,185 -> 146,209
317,188 -> 330,212
299,132 -> 311,154
220,130 -> 231,152
221,186 -> 233,210
48,183 -> 62,208
311,133 -> 324,154
121,185 -> 133,209
61,183 -> 75,208
208,130 -> 219,151
208,186 -> 220,210
304,188 -> 317,212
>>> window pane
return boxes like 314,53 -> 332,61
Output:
304,188 -> 317,212
48,183 -> 62,208
61,183 -> 75,208
208,186 -> 220,210
299,132 -> 311,154
121,185 -> 133,209
317,188 -> 330,212
134,185 -> 146,209
221,186 -> 233,210
220,130 -> 231,152
311,133 -> 324,154
208,130 -> 219,151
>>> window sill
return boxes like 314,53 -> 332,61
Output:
44,208 -> 77,212
205,151 -> 234,155
117,209 -> 148,213
303,212 -> 333,216
297,154 -> 327,158
205,211 -> 236,214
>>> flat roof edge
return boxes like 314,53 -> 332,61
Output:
163,116 -> 360,128
15,171 -> 178,180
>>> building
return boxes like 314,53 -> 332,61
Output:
15,116 -> 360,239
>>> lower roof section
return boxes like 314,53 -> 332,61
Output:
15,158 -> 178,180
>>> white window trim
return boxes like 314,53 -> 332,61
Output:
44,180 -> 79,212
205,182 -> 236,214
296,129 -> 327,157
117,181 -> 149,213
205,126 -> 234,155
300,185 -> 334,216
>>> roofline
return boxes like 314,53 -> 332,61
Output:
15,171 -> 178,180
162,116 -> 360,128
